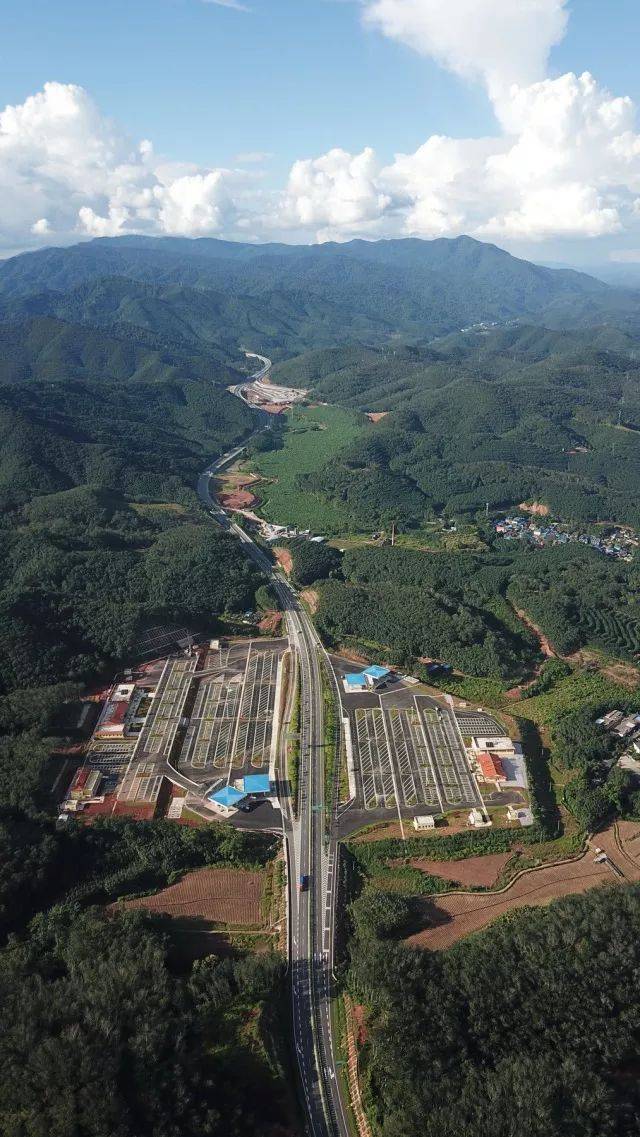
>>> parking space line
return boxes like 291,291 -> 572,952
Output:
414,697 -> 446,814
380,702 -> 405,838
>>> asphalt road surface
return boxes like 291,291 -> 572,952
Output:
197,389 -> 349,1135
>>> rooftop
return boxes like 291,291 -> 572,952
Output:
477,752 -> 506,779
242,774 -> 271,794
209,786 -> 245,809
345,673 -> 367,689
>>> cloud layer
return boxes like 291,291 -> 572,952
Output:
2,1 -> 640,254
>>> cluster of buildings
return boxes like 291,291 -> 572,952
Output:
262,523 -> 326,544
465,734 -> 534,826
60,766 -> 105,814
94,682 -> 148,740
597,709 -> 640,750
495,516 -> 637,561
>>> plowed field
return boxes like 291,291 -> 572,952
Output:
405,851 -> 516,887
118,867 -> 264,925
406,823 -> 640,952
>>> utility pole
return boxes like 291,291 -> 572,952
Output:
391,521 -> 396,547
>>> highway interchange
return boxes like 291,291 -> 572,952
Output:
198,355 -> 350,1137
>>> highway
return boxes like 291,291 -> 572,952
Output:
229,351 -> 272,403
197,373 -> 350,1136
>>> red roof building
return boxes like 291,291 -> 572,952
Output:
477,752 -> 507,781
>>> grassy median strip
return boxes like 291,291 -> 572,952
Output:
287,679 -> 301,816
323,668 -> 338,824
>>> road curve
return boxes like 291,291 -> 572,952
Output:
197,385 -> 349,1136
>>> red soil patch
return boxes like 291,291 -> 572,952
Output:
337,648 -> 370,666
259,610 -> 283,634
115,867 -> 264,925
405,851 -> 516,888
352,1002 -> 369,1047
514,607 -> 556,658
366,411 -> 389,423
519,501 -> 550,516
301,588 -> 319,614
82,795 -> 158,822
218,489 -> 257,509
274,546 -> 293,575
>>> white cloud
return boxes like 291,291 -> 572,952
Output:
276,2 -> 640,245
278,147 -> 392,240
4,3 -> 640,255
234,150 -> 273,164
202,0 -> 252,11
0,81 -> 250,252
361,0 -> 569,106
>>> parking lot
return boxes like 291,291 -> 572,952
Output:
455,710 -> 504,737
176,639 -> 286,787
341,677 -> 483,822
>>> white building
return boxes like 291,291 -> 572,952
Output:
468,809 -> 492,828
413,815 -> 436,831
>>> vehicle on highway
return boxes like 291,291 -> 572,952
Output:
298,873 -> 309,892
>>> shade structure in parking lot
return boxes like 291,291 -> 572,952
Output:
209,786 -> 245,809
242,773 -> 271,795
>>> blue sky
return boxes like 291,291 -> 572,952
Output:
2,0 -> 640,261
1,0 -> 497,173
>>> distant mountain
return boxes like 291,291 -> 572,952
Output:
0,314 -> 243,387
1,234 -> 638,350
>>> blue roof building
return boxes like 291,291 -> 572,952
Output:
209,786 -> 245,811
345,672 -> 367,691
242,774 -> 271,795
343,665 -> 392,693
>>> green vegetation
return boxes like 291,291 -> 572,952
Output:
0,906 -> 290,1137
5,231 -> 640,1132
245,405 -> 366,531
275,323 -> 640,531
289,539 -> 343,585
0,325 -> 254,512
323,668 -> 338,824
0,487 -> 263,692
1,811 -> 277,943
348,885 -> 640,1137
348,827 -> 540,872
287,675 -> 301,813
316,557 -> 536,679
513,668 -> 640,724
506,546 -> 640,659
4,235 -> 634,355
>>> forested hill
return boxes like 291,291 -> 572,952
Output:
274,324 -> 640,529
0,315 -> 242,387
1,233 -> 639,348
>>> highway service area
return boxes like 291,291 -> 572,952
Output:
333,657 -> 531,835
59,637 -> 288,825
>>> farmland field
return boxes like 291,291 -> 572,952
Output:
246,404 -> 366,532
118,866 -> 264,925
405,821 -> 640,950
